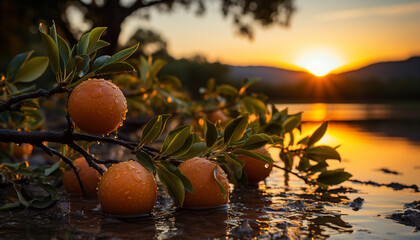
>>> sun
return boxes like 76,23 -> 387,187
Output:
295,49 -> 343,77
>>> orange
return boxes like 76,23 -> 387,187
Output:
178,158 -> 229,208
238,147 -> 273,183
68,78 -> 127,135
0,142 -> 33,159
97,161 -> 157,216
62,157 -> 106,195
207,109 -> 229,124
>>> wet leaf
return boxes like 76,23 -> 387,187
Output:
213,166 -> 227,200
157,167 -> 185,206
138,114 -> 171,147
135,151 -> 155,174
159,162 -> 193,194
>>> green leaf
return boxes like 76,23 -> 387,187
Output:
0,202 -> 21,210
157,167 -> 185,206
282,114 -> 301,132
224,153 -> 244,168
233,149 -> 274,163
161,125 -> 191,155
57,35 -> 70,67
305,145 -> 341,162
6,51 -> 33,80
216,84 -> 239,97
105,43 -> 139,64
78,32 -> 89,55
159,75 -> 182,88
224,114 -> 249,145
159,162 -> 193,194
297,136 -> 309,146
87,27 -> 107,53
242,96 -> 267,114
92,55 -> 111,71
239,77 -> 259,94
39,23 -> 60,75
95,62 -> 136,76
213,166 -> 228,200
307,162 -> 328,174
316,169 -> 352,187
135,151 -> 155,174
149,59 -> 166,80
44,161 -> 61,176
168,134 -> 194,157
203,118 -> 218,148
241,133 -> 272,150
14,185 -> 31,207
308,122 -> 328,146
13,57 -> 49,83
177,142 -> 206,160
138,114 -> 171,147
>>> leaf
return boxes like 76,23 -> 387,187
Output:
161,125 -> 191,155
159,75 -> 182,88
149,59 -> 166,80
203,118 -> 218,148
233,149 -> 274,163
241,133 -> 272,150
92,55 -> 111,71
159,162 -> 193,194
177,142 -> 206,160
105,43 -> 139,64
297,136 -> 309,146
316,169 -> 352,186
14,185 -> 31,207
0,202 -> 21,210
305,145 -> 341,162
57,35 -> 70,67
307,162 -> 328,174
214,166 -> 228,200
14,57 -> 49,83
282,114 -> 301,132
308,122 -> 328,146
157,167 -> 185,206
39,23 -> 60,75
242,96 -> 267,114
6,51 -> 33,80
44,161 -> 61,176
138,114 -> 171,147
239,77 -> 259,95
168,134 -> 194,157
224,153 -> 244,168
224,114 -> 249,145
135,151 -> 155,174
95,62 -> 136,75
78,32 -> 90,55
87,27 -> 107,53
216,84 -> 239,97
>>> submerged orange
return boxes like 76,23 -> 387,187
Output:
68,78 -> 127,135
238,147 -> 273,183
178,158 -> 230,208
97,161 -> 157,216
62,157 -> 106,195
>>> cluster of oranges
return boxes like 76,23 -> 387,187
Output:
63,78 -> 274,216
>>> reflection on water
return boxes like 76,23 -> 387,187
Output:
1,103 -> 420,239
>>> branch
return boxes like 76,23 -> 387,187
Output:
67,141 -> 105,174
37,143 -> 87,197
273,164 -> 311,184
0,85 -> 67,112
124,0 -> 172,16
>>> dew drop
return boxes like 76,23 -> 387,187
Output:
264,163 -> 269,168
114,174 -> 120,180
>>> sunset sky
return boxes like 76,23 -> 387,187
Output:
120,0 -> 420,74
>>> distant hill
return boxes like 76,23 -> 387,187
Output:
227,56 -> 420,85
228,65 -> 312,85
335,56 -> 420,80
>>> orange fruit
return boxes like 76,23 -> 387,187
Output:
0,142 -> 33,159
207,110 -> 229,124
62,157 -> 106,195
68,78 -> 127,135
238,147 -> 273,183
178,158 -> 229,208
97,161 -> 157,216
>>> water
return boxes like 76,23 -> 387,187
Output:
1,103 -> 419,239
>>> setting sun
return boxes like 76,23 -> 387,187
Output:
295,49 -> 344,76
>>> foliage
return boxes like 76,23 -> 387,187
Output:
0,22 -> 350,210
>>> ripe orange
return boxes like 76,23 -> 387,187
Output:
178,158 -> 230,208
97,161 -> 157,216
207,110 -> 229,124
62,157 -> 106,196
68,78 -> 127,135
238,147 -> 273,183
0,142 -> 33,159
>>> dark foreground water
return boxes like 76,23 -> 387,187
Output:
1,103 -> 419,239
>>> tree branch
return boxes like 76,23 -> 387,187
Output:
273,164 -> 311,184
0,85 -> 68,112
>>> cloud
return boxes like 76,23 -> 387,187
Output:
319,2 -> 420,21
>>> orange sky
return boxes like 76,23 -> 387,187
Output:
120,0 -> 420,74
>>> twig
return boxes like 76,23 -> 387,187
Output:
273,164 -> 311,184
37,143 -> 87,197
67,141 -> 105,174
0,84 -> 68,112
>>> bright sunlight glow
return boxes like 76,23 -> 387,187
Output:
295,49 -> 344,77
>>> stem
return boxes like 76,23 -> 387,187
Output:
0,84 -> 68,112
273,164 -> 310,184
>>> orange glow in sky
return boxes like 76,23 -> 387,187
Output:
295,49 -> 344,76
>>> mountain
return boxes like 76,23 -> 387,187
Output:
228,65 -> 312,85
227,56 -> 420,86
336,56 -> 420,80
